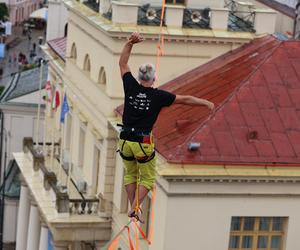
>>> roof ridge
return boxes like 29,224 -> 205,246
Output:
172,39 -> 283,160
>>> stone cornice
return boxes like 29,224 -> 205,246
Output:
64,0 -> 255,44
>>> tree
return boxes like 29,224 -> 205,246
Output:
0,3 -> 9,21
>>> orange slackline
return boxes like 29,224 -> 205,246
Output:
108,225 -> 134,250
155,0 -> 166,87
133,185 -> 157,249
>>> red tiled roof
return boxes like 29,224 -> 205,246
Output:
117,35 -> 300,166
47,37 -> 67,61
157,36 -> 300,165
255,0 -> 296,18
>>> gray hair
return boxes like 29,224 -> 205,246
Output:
138,63 -> 156,82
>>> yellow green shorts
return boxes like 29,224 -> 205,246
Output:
118,139 -> 156,190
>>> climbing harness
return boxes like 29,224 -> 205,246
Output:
117,125 -> 156,164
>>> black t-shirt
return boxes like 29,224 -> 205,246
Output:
122,72 -> 176,132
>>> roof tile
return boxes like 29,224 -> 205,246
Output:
278,108 -> 300,130
288,131 -> 300,155
254,140 -> 277,158
240,102 -> 265,127
261,109 -> 285,133
270,132 -> 295,158
288,89 -> 300,108
213,131 -> 239,157
251,86 -> 275,109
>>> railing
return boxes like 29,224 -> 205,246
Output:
225,0 -> 256,32
182,8 -> 211,29
83,0 -> 100,12
23,137 -> 100,215
137,4 -> 165,26
69,199 -> 99,214
33,141 -> 60,158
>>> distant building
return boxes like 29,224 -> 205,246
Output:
0,66 -> 47,248
1,0 -> 43,25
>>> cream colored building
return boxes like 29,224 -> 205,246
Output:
12,0 -> 286,249
249,0 -> 297,36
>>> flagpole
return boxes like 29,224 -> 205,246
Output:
59,123 -> 64,184
59,94 -> 69,188
67,128 -> 73,194
43,116 -> 47,156
50,123 -> 55,171
35,60 -> 44,149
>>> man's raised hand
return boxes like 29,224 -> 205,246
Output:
129,32 -> 144,44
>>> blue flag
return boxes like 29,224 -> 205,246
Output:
0,44 -> 5,59
60,94 -> 69,124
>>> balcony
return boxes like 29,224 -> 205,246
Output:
77,0 -> 276,35
225,0 -> 277,33
13,138 -> 111,244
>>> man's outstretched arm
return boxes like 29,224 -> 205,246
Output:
119,32 -> 144,77
174,95 -> 215,110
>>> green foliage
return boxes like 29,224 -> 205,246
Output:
0,3 -> 9,21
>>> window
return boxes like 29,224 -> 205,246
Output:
92,145 -> 101,195
228,217 -> 287,250
78,126 -> 86,168
83,54 -> 91,72
166,0 -> 185,4
65,113 -> 72,150
70,43 -> 77,59
64,23 -> 68,37
98,67 -> 106,85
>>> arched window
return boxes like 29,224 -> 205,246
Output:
64,23 -> 68,37
98,67 -> 106,85
70,43 -> 77,59
83,54 -> 91,72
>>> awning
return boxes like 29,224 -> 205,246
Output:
29,7 -> 48,20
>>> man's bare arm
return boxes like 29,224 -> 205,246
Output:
174,95 -> 214,110
119,32 -> 144,78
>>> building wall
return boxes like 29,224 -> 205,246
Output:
3,198 -> 19,243
7,91 -> 42,104
46,0 -> 69,41
2,106 -> 44,164
0,105 -> 44,244
66,10 -> 243,100
150,181 -> 300,250
251,0 -> 295,35
296,0 -> 300,38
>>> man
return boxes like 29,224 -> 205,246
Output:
119,32 -> 214,223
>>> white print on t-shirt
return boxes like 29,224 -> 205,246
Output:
129,93 -> 151,111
